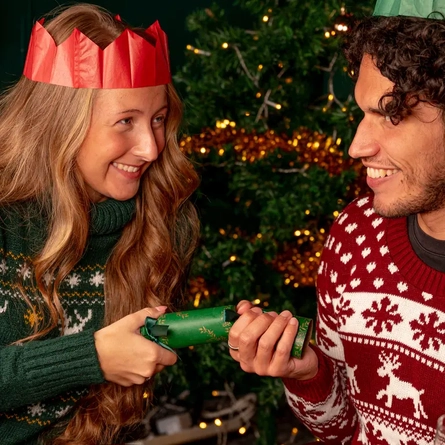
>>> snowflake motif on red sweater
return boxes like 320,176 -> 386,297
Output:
362,296 -> 403,335
284,195 -> 445,445
411,312 -> 445,352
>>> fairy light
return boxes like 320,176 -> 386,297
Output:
199,422 -> 207,429
262,15 -> 269,22
230,255 -> 237,262
222,42 -> 229,49
253,298 -> 261,305
258,64 -> 264,70
193,292 -> 201,307
214,419 -> 222,427
186,44 -> 211,56
239,426 -> 247,434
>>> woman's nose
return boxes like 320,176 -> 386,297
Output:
132,129 -> 159,162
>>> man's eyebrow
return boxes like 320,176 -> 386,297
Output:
368,106 -> 386,115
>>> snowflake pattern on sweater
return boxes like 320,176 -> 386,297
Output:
0,254 -> 104,434
284,196 -> 445,445
0,198 -> 135,445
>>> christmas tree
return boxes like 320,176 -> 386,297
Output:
149,1 -> 372,444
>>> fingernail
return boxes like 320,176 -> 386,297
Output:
155,305 -> 168,312
289,317 -> 298,326
280,310 -> 292,318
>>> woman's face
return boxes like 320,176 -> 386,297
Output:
76,85 -> 168,202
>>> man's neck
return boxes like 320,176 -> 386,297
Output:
417,211 -> 445,240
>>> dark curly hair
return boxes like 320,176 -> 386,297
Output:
343,15 -> 445,124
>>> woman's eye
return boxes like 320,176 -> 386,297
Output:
118,118 -> 132,125
153,115 -> 166,125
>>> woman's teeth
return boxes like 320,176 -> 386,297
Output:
367,167 -> 396,179
113,163 -> 140,173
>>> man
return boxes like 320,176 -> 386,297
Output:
228,1 -> 445,443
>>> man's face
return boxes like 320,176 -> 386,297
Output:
349,54 -> 445,218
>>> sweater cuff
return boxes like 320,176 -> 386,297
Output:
282,344 -> 334,403
24,329 -> 105,397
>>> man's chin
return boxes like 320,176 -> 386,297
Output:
372,197 -> 404,219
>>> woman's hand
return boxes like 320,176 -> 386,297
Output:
228,300 -> 318,381
94,307 -> 177,386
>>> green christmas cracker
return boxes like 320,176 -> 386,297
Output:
140,305 -> 313,359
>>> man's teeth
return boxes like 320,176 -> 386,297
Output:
113,163 -> 140,173
367,167 -> 396,179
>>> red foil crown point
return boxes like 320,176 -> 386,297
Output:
23,19 -> 171,89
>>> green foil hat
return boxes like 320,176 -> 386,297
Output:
373,0 -> 445,19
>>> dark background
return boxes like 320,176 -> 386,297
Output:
0,0 -> 220,89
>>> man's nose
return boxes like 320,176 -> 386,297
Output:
348,119 -> 379,159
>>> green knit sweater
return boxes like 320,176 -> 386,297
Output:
0,198 -> 136,445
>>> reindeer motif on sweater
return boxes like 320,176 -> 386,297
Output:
376,352 -> 427,420
283,196 -> 445,445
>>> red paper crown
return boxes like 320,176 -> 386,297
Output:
23,18 -> 171,89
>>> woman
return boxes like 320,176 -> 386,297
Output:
0,3 -> 200,444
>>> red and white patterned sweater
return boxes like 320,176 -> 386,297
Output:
283,195 -> 445,444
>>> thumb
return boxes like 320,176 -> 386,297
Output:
123,306 -> 168,331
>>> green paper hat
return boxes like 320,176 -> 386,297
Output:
373,0 -> 445,18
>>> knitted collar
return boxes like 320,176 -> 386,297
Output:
90,198 -> 136,235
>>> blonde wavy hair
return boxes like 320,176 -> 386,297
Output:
0,3 -> 200,444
